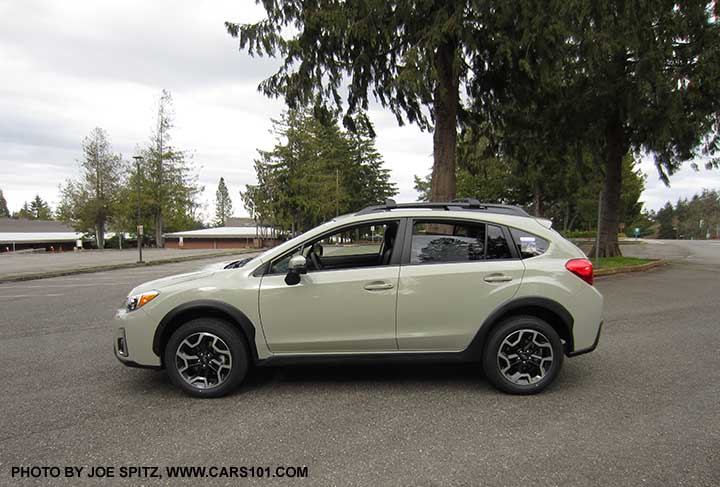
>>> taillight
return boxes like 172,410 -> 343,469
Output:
566,258 -> 594,285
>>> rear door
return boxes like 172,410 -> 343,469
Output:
396,219 -> 525,351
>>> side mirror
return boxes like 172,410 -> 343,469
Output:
284,255 -> 307,286
288,255 -> 307,274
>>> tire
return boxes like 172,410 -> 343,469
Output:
482,315 -> 563,395
164,318 -> 249,398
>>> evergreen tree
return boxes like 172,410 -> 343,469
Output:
241,109 -> 396,233
128,90 -> 203,245
345,124 -> 397,212
414,148 -> 647,234
57,127 -> 124,248
227,1 -> 506,202
13,195 -> 52,220
655,203 -> 677,239
14,201 -> 33,219
28,195 -> 52,220
0,188 -> 9,217
466,0 -> 720,255
566,1 -> 720,255
214,177 -> 233,227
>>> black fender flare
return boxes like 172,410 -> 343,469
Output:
463,296 -> 575,358
152,299 -> 259,363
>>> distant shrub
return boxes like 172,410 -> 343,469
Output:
561,230 -> 627,239
560,230 -> 596,239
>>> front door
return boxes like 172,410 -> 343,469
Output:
259,220 -> 402,353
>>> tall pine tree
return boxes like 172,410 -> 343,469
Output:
241,109 -> 396,233
565,1 -> 720,255
57,127 -> 124,248
214,177 -> 233,227
227,1 -> 504,202
0,188 -> 9,218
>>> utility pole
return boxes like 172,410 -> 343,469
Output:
335,168 -> 339,217
133,155 -> 144,264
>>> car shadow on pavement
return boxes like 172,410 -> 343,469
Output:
122,362 -> 493,397
122,360 -> 593,397
241,363 -> 490,392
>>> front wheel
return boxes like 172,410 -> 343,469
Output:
164,318 -> 249,398
482,316 -> 563,395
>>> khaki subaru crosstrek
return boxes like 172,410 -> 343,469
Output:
114,199 -> 603,397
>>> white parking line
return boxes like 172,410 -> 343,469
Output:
0,283 -> 125,290
0,293 -> 64,299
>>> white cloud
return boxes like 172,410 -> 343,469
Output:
638,155 -> 720,211
0,0 -> 715,220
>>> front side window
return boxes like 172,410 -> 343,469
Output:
270,221 -> 399,273
411,221 -> 486,264
269,247 -> 301,274
312,224 -> 385,258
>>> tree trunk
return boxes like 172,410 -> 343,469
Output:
532,182 -> 543,217
156,102 -> 165,248
96,221 -> 105,249
430,40 -> 459,202
593,120 -> 625,257
155,212 -> 164,248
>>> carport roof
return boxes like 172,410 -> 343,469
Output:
0,219 -> 83,243
0,218 -> 76,233
0,232 -> 84,244
163,226 -> 271,239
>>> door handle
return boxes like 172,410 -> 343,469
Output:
363,281 -> 394,291
483,274 -> 513,283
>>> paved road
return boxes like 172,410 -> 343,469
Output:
0,248 -> 253,280
0,242 -> 718,486
622,238 -> 720,264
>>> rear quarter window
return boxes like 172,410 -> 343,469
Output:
509,228 -> 549,258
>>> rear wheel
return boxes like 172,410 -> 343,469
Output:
482,315 -> 563,395
164,318 -> 249,398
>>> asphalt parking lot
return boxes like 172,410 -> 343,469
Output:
0,248 -> 254,281
1,242 -> 719,486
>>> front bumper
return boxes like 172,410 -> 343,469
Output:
113,308 -> 163,368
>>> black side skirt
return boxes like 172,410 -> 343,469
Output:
257,351 -> 479,367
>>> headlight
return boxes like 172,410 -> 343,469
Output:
126,290 -> 160,312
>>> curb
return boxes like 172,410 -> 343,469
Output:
0,249 -> 260,284
594,259 -> 668,278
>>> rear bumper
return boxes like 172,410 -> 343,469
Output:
567,321 -> 602,357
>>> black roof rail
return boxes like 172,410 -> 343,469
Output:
356,198 -> 530,217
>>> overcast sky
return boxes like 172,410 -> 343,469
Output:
1,0 -> 718,220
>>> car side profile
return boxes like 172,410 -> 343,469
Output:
114,199 -> 603,397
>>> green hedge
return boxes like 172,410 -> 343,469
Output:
561,230 -> 627,239
561,230 -> 595,238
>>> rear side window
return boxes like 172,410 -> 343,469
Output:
509,228 -> 549,258
410,221 -> 517,264
411,221 -> 486,263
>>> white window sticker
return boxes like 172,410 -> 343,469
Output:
519,236 -> 537,253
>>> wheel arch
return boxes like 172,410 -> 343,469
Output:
153,300 -> 259,367
467,297 -> 575,358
